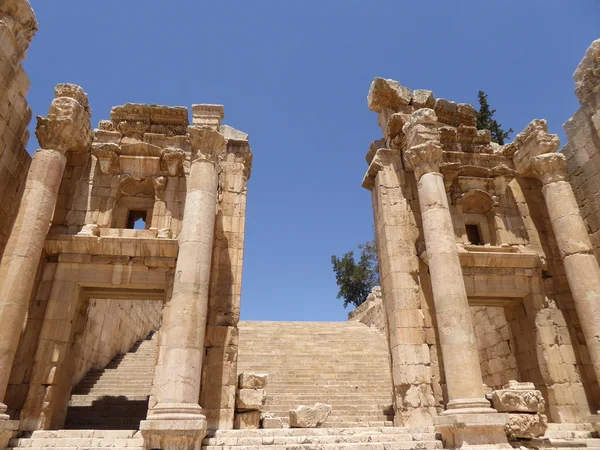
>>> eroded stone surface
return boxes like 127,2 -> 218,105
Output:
238,373 -> 268,389
289,403 -> 332,428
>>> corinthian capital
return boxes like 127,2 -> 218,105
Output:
35,83 -> 93,153
187,126 -> 227,163
508,119 -> 561,177
530,153 -> 567,185
402,109 -> 443,180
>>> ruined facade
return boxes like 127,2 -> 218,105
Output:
1,0 -> 600,449
360,39 -> 600,448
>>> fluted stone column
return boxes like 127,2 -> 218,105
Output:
403,109 -> 509,449
0,84 -> 91,426
141,127 -> 225,450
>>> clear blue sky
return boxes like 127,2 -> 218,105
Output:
25,1 -> 598,321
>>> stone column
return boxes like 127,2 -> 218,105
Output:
403,109 -> 509,449
531,152 -> 600,400
0,84 -> 91,427
402,109 -> 492,415
141,126 -> 226,450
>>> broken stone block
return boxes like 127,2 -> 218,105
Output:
289,403 -> 332,428
238,373 -> 268,389
505,413 -> 548,439
234,410 -> 260,429
368,77 -> 412,113
261,412 -> 284,429
412,89 -> 435,109
235,389 -> 266,411
490,381 -> 545,413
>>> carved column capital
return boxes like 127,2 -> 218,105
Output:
509,119 -> 561,177
401,108 -> 443,180
188,126 -> 227,164
161,147 -> 186,176
530,153 -> 567,185
35,83 -> 92,153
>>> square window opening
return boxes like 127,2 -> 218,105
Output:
127,210 -> 148,230
466,224 -> 484,245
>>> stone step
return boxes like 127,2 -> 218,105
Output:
203,432 -> 439,446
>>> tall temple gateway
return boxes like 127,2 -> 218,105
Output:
1,1 -> 600,449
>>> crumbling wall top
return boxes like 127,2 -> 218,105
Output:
0,0 -> 37,54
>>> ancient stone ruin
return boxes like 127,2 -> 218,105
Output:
1,1 -> 600,449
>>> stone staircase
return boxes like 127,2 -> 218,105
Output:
9,430 -> 143,450
63,332 -> 158,430
237,321 -> 395,427
202,427 -> 442,450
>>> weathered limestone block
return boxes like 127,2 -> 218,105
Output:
289,403 -> 332,428
235,389 -> 265,411
505,413 -> 548,439
368,77 -> 412,112
234,411 -> 260,429
238,373 -> 268,389
490,382 -> 545,413
261,413 -> 284,429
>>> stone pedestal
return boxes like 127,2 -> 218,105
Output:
436,413 -> 512,450
0,418 -> 13,450
141,127 -> 225,450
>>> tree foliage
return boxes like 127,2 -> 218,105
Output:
475,90 -> 513,145
331,240 -> 380,309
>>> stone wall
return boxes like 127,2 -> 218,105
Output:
70,298 -> 162,386
562,39 -> 600,263
0,0 -> 36,255
471,306 -> 520,390
348,286 -> 386,333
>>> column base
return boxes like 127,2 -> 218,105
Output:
435,413 -> 512,450
140,403 -> 207,450
443,398 -> 497,415
0,413 -> 16,450
585,413 -> 600,435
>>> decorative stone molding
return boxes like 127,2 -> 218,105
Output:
188,126 -> 227,163
91,143 -> 119,174
192,104 -> 224,129
361,148 -> 401,190
36,83 -> 93,153
161,147 -> 186,176
459,189 -> 497,214
530,153 -> 567,185
118,175 -> 155,198
401,109 -> 443,180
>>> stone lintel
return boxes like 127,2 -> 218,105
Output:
458,247 -> 542,270
192,104 -> 225,129
361,148 -> 401,190
111,103 -> 189,127
44,235 -> 179,259
367,77 -> 412,113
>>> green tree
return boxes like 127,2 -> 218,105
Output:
331,240 -> 380,309
475,90 -> 513,145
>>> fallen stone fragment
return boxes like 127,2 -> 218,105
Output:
505,413 -> 548,439
238,373 -> 269,389
289,403 -> 332,428
261,412 -> 284,429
